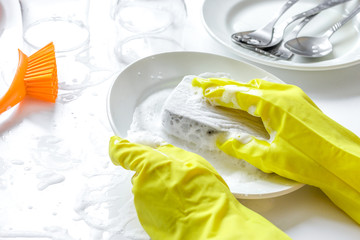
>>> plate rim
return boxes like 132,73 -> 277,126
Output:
201,0 -> 360,71
233,181 -> 305,199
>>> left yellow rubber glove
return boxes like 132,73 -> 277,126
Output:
109,136 -> 291,240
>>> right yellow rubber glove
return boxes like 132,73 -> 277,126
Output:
109,136 -> 291,240
193,77 -> 360,225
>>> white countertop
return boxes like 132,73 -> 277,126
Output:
0,0 -> 359,239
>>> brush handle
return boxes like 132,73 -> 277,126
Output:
0,50 -> 28,114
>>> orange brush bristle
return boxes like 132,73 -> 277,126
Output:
0,42 -> 58,114
25,43 -> 58,102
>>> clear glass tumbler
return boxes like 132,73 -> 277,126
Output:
111,0 -> 187,64
19,0 -> 90,53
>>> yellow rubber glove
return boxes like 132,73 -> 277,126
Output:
109,136 -> 291,240
193,77 -> 360,224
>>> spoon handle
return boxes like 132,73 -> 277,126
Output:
273,0 -> 351,40
261,0 -> 300,31
274,0 -> 300,23
324,5 -> 360,38
242,0 -> 299,43
283,0 -> 351,27
287,15 -> 316,39
261,0 -> 300,33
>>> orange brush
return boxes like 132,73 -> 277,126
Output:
0,42 -> 58,114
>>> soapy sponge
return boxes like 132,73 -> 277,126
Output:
161,75 -> 269,149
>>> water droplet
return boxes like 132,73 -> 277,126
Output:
11,159 -> 24,165
24,166 -> 32,171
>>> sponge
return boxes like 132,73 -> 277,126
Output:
161,74 -> 269,149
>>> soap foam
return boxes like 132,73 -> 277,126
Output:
127,73 -> 271,187
160,74 -> 269,150
36,170 -> 65,191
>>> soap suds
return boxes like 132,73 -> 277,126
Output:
160,74 -> 269,150
73,172 -> 149,239
127,73 -> 272,189
248,105 -> 257,116
0,227 -> 76,240
37,170 -> 65,191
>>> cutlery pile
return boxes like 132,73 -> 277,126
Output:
231,0 -> 358,59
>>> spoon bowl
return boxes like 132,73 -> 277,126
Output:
285,5 -> 360,58
285,36 -> 332,58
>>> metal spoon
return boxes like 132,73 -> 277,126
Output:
232,15 -> 317,60
232,0 -> 351,48
285,5 -> 360,58
240,0 -> 299,46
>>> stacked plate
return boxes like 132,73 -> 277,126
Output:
201,0 -> 360,70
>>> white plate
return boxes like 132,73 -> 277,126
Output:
107,51 -> 304,199
202,0 -> 360,71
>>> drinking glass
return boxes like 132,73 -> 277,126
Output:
111,0 -> 187,64
19,0 -> 90,53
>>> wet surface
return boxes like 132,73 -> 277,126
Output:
0,0 -> 149,239
1,0 -> 360,239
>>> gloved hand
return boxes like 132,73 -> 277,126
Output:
192,77 -> 360,224
109,136 -> 291,240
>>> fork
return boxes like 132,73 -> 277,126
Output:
236,0 -> 351,48
233,15 -> 316,60
240,0 -> 299,46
